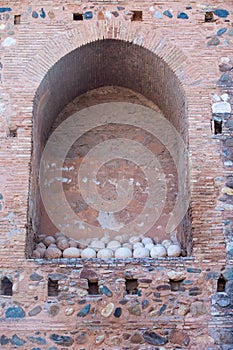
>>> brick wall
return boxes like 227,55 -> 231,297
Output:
0,1 -> 232,349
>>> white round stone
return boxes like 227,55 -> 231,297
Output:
54,232 -> 65,239
44,247 -> 62,259
90,240 -> 105,251
97,248 -> 113,259
107,240 -> 121,251
57,238 -> 69,251
133,242 -> 144,249
121,233 -> 129,243
114,235 -> 124,243
212,101 -> 231,114
100,235 -> 110,244
68,239 -> 78,248
129,236 -> 141,244
81,248 -> 96,258
145,243 -> 154,251
63,247 -> 81,258
142,237 -> 154,245
220,56 -> 230,64
44,236 -> 56,247
162,240 -> 172,248
167,244 -> 181,257
150,244 -> 167,258
133,247 -> 149,258
122,243 -> 133,250
115,247 -> 132,258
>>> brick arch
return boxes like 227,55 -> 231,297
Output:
24,22 -> 199,91
26,22 -> 199,256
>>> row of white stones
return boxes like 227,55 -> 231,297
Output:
32,232 -> 182,259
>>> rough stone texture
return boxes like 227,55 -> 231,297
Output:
0,0 -> 232,349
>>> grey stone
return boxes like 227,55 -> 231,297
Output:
215,293 -> 231,307
143,331 -> 168,345
30,273 -> 43,281
99,285 -> 113,297
11,334 -> 26,346
28,306 -> 42,317
50,334 -> 74,347
77,304 -> 90,317
6,306 -> 25,318
207,36 -> 220,46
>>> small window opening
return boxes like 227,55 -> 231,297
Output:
1,277 -> 13,296
73,13 -> 83,21
217,275 -> 226,292
48,278 -> 59,296
8,127 -> 17,138
14,15 -> 21,25
169,280 -> 184,292
126,279 -> 138,295
205,11 -> 214,22
88,280 -> 99,295
214,120 -> 222,135
131,11 -> 143,22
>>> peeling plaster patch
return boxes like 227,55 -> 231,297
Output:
97,211 -> 124,231
212,101 -> 231,114
2,37 -> 16,47
0,24 -> 6,30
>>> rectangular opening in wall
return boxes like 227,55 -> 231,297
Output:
205,11 -> 214,22
73,13 -> 83,21
125,279 -> 138,295
1,277 -> 13,296
131,11 -> 143,21
48,278 -> 59,296
217,275 -> 226,292
88,280 -> 99,295
212,117 -> 222,135
169,280 -> 185,292
14,15 -> 21,25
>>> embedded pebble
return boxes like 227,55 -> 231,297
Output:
44,247 -> 62,259
44,236 -> 56,247
81,248 -> 96,258
133,247 -> 149,258
91,240 -> 105,251
101,303 -> 114,317
65,307 -> 74,316
115,247 -> 132,258
107,240 -> 121,251
150,244 -> 167,258
63,247 -> 81,258
142,237 -> 154,245
97,248 -> 114,259
167,244 -> 181,257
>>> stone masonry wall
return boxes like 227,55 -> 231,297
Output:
0,1 -> 233,349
